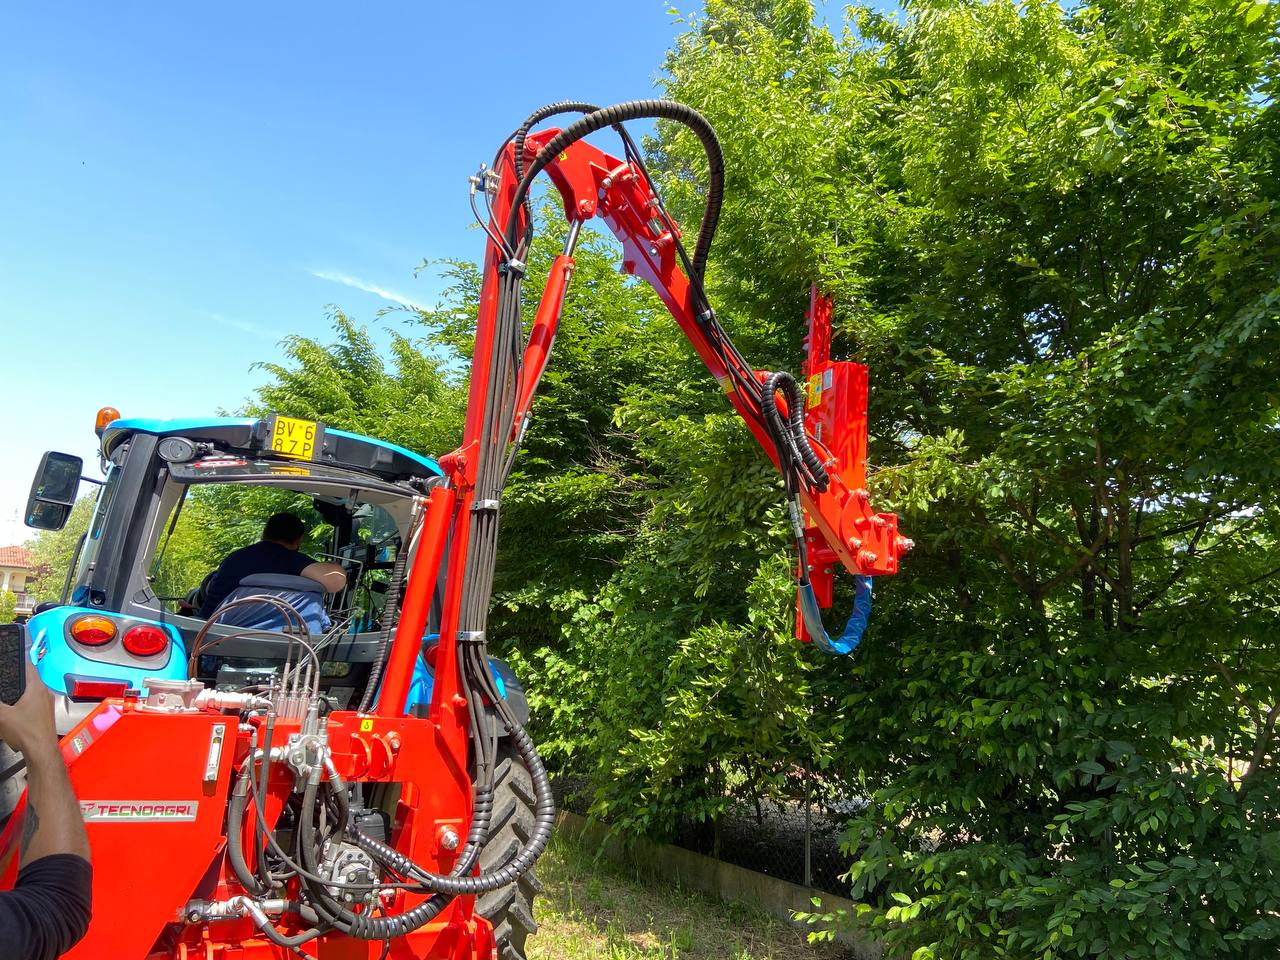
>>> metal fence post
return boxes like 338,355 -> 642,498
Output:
804,771 -> 813,888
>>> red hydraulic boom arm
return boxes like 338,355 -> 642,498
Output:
380,101 -> 907,717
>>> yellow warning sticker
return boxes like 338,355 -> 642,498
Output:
360,719 -> 374,732
807,373 -> 823,407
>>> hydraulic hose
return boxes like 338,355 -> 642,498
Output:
348,783 -> 492,887
512,101 -> 601,186
228,768 -> 271,897
241,899 -> 329,955
292,716 -> 554,941
296,775 -> 455,939
293,759 -> 464,938
761,371 -> 829,493
800,575 -> 873,656
504,99 -> 725,281
359,722 -> 554,897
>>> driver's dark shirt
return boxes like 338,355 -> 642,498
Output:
198,541 -> 315,617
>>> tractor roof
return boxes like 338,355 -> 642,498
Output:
100,416 -> 442,482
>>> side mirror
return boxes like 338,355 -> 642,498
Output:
25,451 -> 84,531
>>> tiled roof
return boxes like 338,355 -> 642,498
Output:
0,546 -> 33,568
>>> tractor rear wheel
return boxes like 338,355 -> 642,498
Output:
475,743 -> 543,960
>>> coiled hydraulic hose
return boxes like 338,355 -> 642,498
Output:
292,720 -> 554,939
761,371 -> 829,494
368,724 -> 549,896
504,99 -> 725,281
510,100 -> 599,182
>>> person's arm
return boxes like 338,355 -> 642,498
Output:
0,662 -> 93,960
0,663 -> 89,866
301,561 -> 348,593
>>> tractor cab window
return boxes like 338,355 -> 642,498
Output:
147,484 -> 326,614
143,475 -> 409,635
349,502 -> 400,559
340,501 -> 403,632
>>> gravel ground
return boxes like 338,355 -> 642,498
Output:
673,797 -> 858,896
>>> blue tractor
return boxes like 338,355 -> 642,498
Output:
23,411 -> 528,737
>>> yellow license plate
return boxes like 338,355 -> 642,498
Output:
270,415 -> 323,460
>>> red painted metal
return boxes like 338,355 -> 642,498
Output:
478,132 -> 904,581
0,791 -> 27,889
44,696 -> 490,959
60,705 -> 238,959
796,287 -> 869,641
376,486 -> 457,717
513,253 -> 576,438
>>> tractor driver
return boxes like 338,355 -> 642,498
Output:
196,512 -> 348,618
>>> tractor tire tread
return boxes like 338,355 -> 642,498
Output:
476,743 -> 542,960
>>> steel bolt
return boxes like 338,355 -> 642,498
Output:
438,826 -> 461,852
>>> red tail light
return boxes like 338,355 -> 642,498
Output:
65,675 -> 132,701
69,615 -> 117,646
122,625 -> 168,657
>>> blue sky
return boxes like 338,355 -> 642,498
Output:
0,1 -> 692,543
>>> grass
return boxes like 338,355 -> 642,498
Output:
529,834 -> 853,960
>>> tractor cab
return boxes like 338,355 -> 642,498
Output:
24,411 -> 521,735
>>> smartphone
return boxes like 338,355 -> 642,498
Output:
0,624 -> 27,706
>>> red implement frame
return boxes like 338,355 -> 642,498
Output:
2,118 -> 904,960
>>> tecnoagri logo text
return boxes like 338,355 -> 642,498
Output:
80,801 -> 198,821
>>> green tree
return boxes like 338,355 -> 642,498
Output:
0,591 -> 16,625
655,0 -> 1280,956
252,309 -> 466,460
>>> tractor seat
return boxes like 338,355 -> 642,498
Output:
210,573 -> 331,635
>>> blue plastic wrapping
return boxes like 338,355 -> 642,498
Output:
211,573 -> 332,634
799,574 -> 873,656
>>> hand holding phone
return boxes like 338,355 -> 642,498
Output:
0,628 -> 56,758
0,624 -> 27,707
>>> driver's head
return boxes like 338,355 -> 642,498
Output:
262,512 -> 306,550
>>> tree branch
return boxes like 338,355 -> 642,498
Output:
1241,703 -> 1279,800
